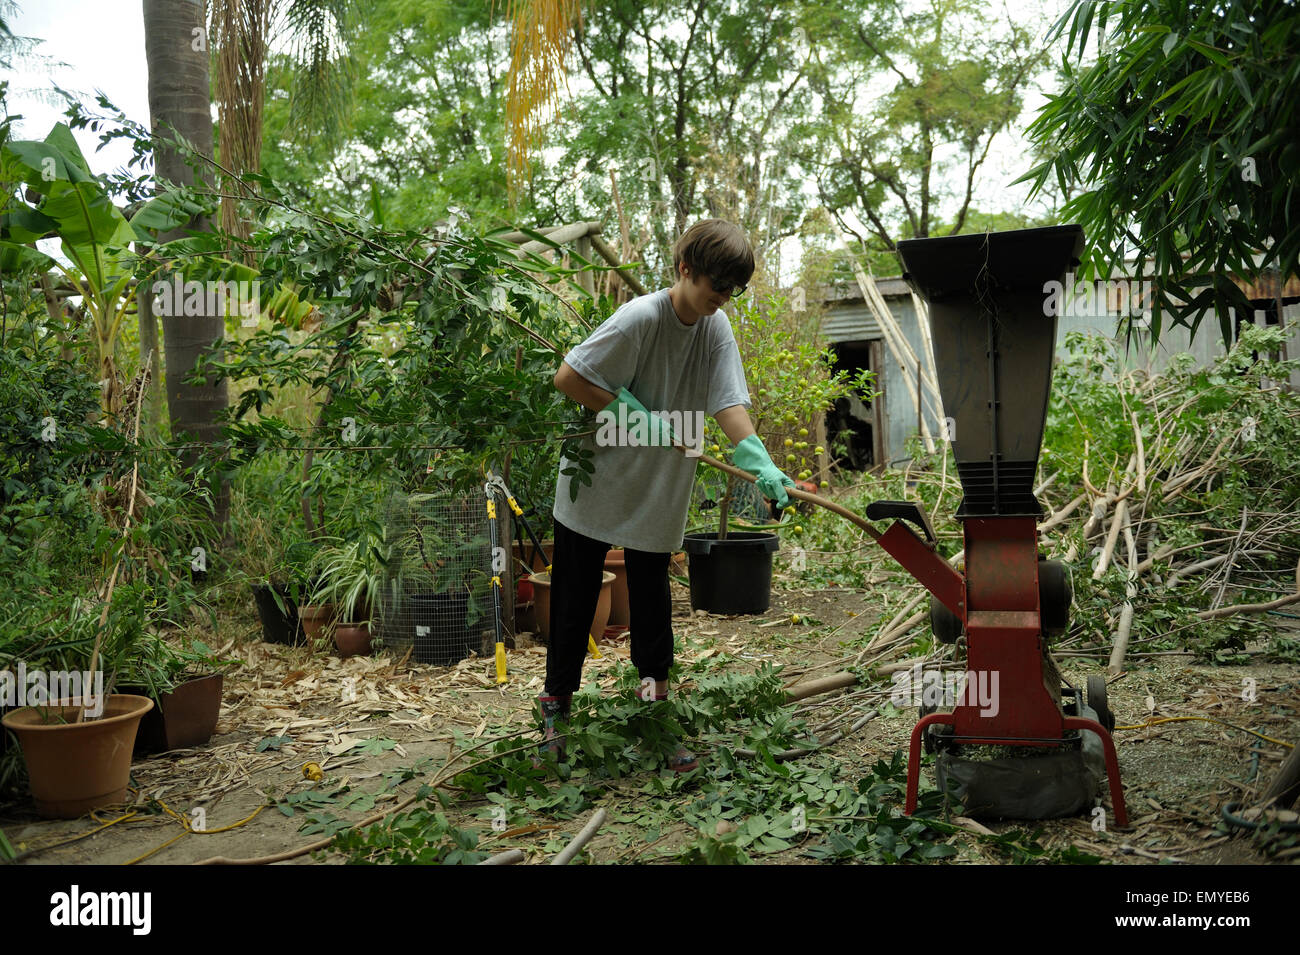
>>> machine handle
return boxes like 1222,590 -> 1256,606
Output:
864,500 -> 937,545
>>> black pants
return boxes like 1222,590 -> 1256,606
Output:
544,518 -> 673,695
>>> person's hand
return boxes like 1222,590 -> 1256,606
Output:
732,434 -> 795,508
599,388 -> 682,449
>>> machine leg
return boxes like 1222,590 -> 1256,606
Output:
1064,716 -> 1129,827
905,712 -> 955,816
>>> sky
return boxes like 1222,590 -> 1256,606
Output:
6,0 -> 153,172
5,0 -> 1076,281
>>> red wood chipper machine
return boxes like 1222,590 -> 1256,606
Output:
696,225 -> 1127,821
857,225 -> 1127,825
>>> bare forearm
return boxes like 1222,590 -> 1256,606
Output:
554,361 -> 615,412
713,404 -> 756,445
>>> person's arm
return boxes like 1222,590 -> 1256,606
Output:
713,404 -> 755,445
713,404 -> 794,507
555,361 -> 682,447
554,361 -> 615,412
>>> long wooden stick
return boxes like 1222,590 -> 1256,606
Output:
1040,493 -> 1086,532
478,849 -> 526,865
696,452 -> 883,541
1196,591 -> 1300,620
1093,498 -> 1129,579
784,672 -> 859,702
551,808 -> 608,865
1108,506 -> 1139,676
82,354 -> 151,721
1131,411 -> 1147,494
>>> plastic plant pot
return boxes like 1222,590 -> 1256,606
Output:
252,583 -> 306,645
681,532 -> 780,615
128,673 -> 225,754
407,591 -> 473,666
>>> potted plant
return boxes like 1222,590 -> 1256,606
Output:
243,516 -> 312,646
1,583 -> 155,818
305,528 -> 391,658
121,632 -> 238,754
684,289 -> 873,614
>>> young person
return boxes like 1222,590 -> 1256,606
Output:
537,219 -> 794,770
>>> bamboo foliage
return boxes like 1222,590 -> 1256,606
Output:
502,0 -> 584,205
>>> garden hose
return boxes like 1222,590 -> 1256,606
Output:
2,809 -> 138,863
123,797 -> 268,865
1221,801 -> 1300,832
1115,715 -> 1294,748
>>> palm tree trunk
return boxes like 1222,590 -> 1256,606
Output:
143,0 -> 231,534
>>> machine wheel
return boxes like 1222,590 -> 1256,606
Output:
1086,675 -> 1115,733
930,595 -> 963,644
1039,560 -> 1073,638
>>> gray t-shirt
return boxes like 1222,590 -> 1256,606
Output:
553,288 -> 751,552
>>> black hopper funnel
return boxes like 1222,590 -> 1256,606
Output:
898,225 -> 1084,517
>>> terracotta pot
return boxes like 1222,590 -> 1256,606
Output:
2,695 -> 154,819
128,673 -> 224,754
528,570 -> 614,642
511,540 -> 555,574
334,622 -> 372,659
299,604 -> 335,641
605,551 -> 630,626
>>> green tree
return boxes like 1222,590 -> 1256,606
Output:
557,0 -> 813,278
258,0 -> 514,229
1019,0 -> 1300,344
798,0 -> 1046,266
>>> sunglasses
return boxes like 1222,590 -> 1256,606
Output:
707,275 -> 747,298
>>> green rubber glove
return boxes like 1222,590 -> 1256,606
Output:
599,387 -> 681,449
733,434 -> 795,508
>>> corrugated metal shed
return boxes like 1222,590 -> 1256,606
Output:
819,277 -> 1299,467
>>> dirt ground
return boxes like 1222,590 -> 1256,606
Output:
3,577 -> 1297,865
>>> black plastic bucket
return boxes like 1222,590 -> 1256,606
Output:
252,583 -> 306,646
682,532 -> 780,615
406,592 -> 473,666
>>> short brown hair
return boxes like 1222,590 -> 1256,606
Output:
672,219 -> 755,287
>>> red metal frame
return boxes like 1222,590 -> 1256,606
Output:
878,515 -> 1128,828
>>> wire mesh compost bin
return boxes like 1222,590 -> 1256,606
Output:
374,491 -> 495,666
